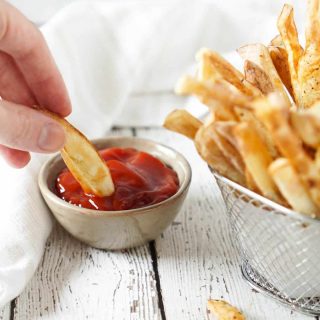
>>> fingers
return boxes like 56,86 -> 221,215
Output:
0,1 -> 71,116
0,100 -> 65,153
0,51 -> 37,106
0,145 -> 30,168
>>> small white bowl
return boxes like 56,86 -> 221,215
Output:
38,136 -> 191,250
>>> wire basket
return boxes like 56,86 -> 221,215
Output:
212,170 -> 320,316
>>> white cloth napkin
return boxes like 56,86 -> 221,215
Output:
0,0 -> 306,307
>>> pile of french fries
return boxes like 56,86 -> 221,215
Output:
164,1 -> 320,218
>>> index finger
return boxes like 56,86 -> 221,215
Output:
0,1 -> 71,116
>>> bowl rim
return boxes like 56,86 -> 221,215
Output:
39,136 -> 192,218
211,168 -> 320,225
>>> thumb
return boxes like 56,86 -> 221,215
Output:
0,100 -> 65,153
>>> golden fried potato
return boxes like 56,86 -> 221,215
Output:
269,158 -> 318,217
253,93 -> 320,208
207,123 -> 245,174
37,108 -> 114,197
297,0 -> 320,107
270,34 -> 284,47
237,43 -> 290,104
290,103 -> 320,148
277,4 -> 303,105
233,122 -> 283,203
195,125 -> 246,185
163,109 -> 202,140
268,45 -> 294,98
175,76 -> 246,120
196,48 -> 260,96
214,121 -> 238,148
233,106 -> 278,158
208,300 -> 245,320
243,60 -> 274,94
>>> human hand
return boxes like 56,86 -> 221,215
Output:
0,1 -> 71,168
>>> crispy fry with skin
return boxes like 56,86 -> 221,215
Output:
277,4 -> 303,104
243,60 -> 274,94
297,0 -> 320,107
214,121 -> 238,148
269,158 -> 318,217
270,34 -> 284,47
291,104 -> 320,148
268,46 -> 294,98
163,109 -> 202,140
233,106 -> 278,158
208,300 -> 245,320
196,48 -> 260,96
175,76 -> 247,120
253,93 -> 320,208
237,43 -> 290,104
195,125 -> 246,185
36,108 -> 114,197
207,123 -> 245,174
233,122 -> 283,203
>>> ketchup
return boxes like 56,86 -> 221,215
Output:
55,148 -> 179,211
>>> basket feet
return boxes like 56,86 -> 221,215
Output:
241,261 -> 320,316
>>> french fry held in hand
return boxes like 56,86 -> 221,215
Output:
207,300 -> 245,320
37,108 -> 115,197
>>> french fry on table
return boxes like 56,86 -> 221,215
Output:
208,300 -> 245,320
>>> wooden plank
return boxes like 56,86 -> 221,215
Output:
13,129 -> 161,320
136,128 -> 312,320
0,304 -> 10,320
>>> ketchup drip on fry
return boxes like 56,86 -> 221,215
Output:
55,148 -> 179,211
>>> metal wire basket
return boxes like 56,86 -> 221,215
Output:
212,170 -> 320,316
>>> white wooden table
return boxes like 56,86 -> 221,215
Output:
0,127 -> 315,320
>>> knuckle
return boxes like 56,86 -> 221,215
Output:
10,109 -> 35,146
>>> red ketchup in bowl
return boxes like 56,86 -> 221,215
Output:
55,148 -> 179,211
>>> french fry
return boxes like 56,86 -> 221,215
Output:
207,300 -> 245,320
277,4 -> 303,105
207,123 -> 245,174
214,121 -> 238,148
37,108 -> 114,197
290,103 -> 320,148
175,76 -> 245,120
232,122 -> 283,203
269,158 -> 318,217
245,168 -> 259,192
297,0 -> 320,107
243,60 -> 274,94
237,43 -> 291,105
233,106 -> 278,158
268,45 -> 294,98
252,93 -> 320,208
270,34 -> 284,47
163,109 -> 202,140
196,48 -> 260,96
195,125 -> 246,185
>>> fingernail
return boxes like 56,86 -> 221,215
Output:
38,123 -> 65,152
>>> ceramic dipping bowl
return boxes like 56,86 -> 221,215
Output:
38,136 -> 191,250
